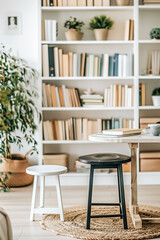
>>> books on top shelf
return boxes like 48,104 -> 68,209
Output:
102,128 -> 141,136
43,117 -> 134,141
41,0 -> 110,6
124,19 -> 134,41
42,45 -> 133,78
143,0 -> 160,4
104,84 -> 134,107
42,83 -> 81,107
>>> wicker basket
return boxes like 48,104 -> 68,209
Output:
0,151 -> 33,187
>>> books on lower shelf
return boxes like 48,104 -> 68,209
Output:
43,117 -> 134,141
102,128 -> 141,136
42,83 -> 81,107
42,45 -> 133,77
104,84 -> 134,107
41,0 -> 110,6
140,152 -> 160,172
139,117 -> 160,129
43,153 -> 68,169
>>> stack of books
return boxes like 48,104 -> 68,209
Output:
140,152 -> 160,171
42,45 -> 133,77
43,153 -> 68,168
143,0 -> 160,4
140,117 -> 160,129
80,94 -> 104,108
102,128 -> 141,137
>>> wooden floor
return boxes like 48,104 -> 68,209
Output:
1,184 -> 160,240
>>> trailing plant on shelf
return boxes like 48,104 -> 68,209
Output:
0,45 -> 41,191
89,15 -> 114,41
64,17 -> 85,41
152,87 -> 160,106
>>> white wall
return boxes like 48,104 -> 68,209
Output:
0,0 -> 40,163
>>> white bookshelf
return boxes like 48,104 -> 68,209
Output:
39,1 -> 160,186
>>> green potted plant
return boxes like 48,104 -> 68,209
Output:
0,46 -> 41,191
64,17 -> 85,41
152,87 -> 160,106
150,28 -> 160,40
89,15 -> 114,41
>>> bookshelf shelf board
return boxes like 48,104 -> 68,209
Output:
41,40 -> 134,45
42,140 -> 94,144
139,5 -> 160,10
139,106 -> 160,110
41,6 -> 134,11
42,107 -> 134,111
139,40 -> 160,44
41,76 -> 134,81
139,75 -> 160,79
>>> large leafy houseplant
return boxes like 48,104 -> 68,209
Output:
0,46 -> 41,191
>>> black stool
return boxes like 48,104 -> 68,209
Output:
78,153 -> 131,230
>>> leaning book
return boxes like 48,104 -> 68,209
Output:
102,128 -> 141,136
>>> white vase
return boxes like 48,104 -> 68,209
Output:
152,96 -> 160,106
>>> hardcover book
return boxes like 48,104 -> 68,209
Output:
102,128 -> 141,136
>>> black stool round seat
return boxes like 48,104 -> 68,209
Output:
79,153 -> 131,165
78,152 -> 131,230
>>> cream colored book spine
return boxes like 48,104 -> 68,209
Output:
63,0 -> 68,6
68,0 -> 77,6
94,0 -> 102,6
87,0 -> 93,5
103,0 -> 110,6
77,0 -> 86,6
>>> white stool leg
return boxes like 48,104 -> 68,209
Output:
30,175 -> 38,221
40,176 -> 45,208
56,175 -> 64,221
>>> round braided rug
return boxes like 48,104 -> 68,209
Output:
40,205 -> 160,240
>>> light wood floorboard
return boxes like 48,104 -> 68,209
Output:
1,185 -> 160,240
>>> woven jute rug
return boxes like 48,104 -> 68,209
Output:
40,205 -> 160,240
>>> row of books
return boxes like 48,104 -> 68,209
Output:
124,19 -> 134,41
42,45 -> 133,77
42,20 -> 57,41
143,0 -> 160,4
104,84 -> 134,107
42,83 -> 81,107
147,51 -> 160,75
139,117 -> 160,129
43,117 -> 134,141
139,83 -> 145,106
80,94 -> 104,108
42,0 -> 110,7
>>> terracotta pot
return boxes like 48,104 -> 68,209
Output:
0,153 -> 33,187
93,29 -> 109,41
65,29 -> 84,41
116,0 -> 130,6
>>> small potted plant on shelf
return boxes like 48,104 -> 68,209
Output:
152,87 -> 160,106
64,17 -> 85,41
0,45 -> 41,191
89,15 -> 114,41
150,28 -> 160,40
116,0 -> 130,6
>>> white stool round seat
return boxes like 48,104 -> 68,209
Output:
26,165 -> 67,176
26,165 -> 67,222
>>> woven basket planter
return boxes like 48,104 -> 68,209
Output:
0,152 -> 33,187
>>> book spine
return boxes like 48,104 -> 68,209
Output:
87,0 -> 93,6
102,0 -> 110,6
77,0 -> 86,6
94,0 -> 102,5
48,46 -> 55,77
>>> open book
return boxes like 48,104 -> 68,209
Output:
102,128 -> 141,136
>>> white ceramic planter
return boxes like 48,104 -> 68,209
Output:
116,0 -> 130,6
152,96 -> 160,106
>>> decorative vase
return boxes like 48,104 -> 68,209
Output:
65,29 -> 84,41
93,29 -> 109,41
116,0 -> 130,6
152,96 -> 160,106
0,152 -> 33,187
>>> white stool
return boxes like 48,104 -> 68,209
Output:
26,165 -> 67,221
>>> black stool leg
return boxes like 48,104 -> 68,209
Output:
86,164 -> 94,229
117,167 -> 122,219
117,164 -> 128,229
